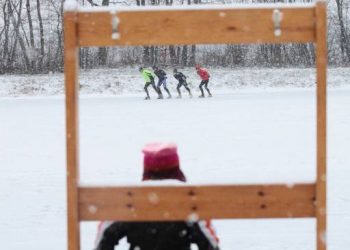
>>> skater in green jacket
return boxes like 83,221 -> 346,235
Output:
139,67 -> 162,100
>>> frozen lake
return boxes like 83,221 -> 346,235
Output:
0,87 -> 349,250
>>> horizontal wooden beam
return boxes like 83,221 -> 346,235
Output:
76,6 -> 316,47
79,183 -> 316,221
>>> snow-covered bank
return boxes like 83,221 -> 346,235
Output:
1,88 -> 349,250
1,67 -> 349,97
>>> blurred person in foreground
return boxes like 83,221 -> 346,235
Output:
95,142 -> 220,250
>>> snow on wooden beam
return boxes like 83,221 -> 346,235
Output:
76,7 -> 316,47
79,183 -> 316,221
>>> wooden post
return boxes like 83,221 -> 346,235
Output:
64,4 -> 80,250
315,1 -> 327,250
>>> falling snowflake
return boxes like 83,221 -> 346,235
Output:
148,192 -> 159,204
88,205 -> 98,214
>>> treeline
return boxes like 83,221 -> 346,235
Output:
0,0 -> 349,74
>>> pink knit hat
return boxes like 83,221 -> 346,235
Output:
142,143 -> 186,182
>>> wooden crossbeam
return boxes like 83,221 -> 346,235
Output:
77,6 -> 316,47
79,183 -> 316,221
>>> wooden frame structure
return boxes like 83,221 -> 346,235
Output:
64,1 -> 327,250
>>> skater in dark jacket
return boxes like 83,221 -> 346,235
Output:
95,143 -> 220,250
173,69 -> 192,98
153,65 -> 172,99
195,64 -> 212,98
140,67 -> 162,100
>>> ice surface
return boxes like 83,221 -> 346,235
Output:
1,84 -> 350,250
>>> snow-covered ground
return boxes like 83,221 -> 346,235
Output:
0,69 -> 350,250
0,67 -> 349,97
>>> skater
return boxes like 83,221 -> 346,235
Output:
152,65 -> 172,99
173,69 -> 192,98
95,143 -> 220,250
195,64 -> 212,98
139,67 -> 162,100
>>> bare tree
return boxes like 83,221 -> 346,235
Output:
26,0 -> 35,71
335,0 -> 350,62
25,0 -> 34,47
36,0 -> 45,70
0,0 -> 349,73
2,1 -> 10,70
8,0 -> 31,71
97,0 -> 109,66
189,45 -> 196,66
181,45 -> 188,66
86,0 -> 99,6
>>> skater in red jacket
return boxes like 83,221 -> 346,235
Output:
94,143 -> 220,250
195,64 -> 212,98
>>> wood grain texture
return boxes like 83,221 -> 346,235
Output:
79,184 -> 316,221
77,7 -> 316,47
64,11 -> 80,250
315,2 -> 327,250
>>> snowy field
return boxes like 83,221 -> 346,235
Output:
1,67 -> 350,97
0,68 -> 350,250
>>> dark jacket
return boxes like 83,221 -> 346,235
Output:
154,69 -> 167,80
95,221 -> 219,250
174,72 -> 187,83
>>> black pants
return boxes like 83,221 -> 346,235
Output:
199,80 -> 211,96
157,78 -> 171,98
144,80 -> 160,98
176,81 -> 192,97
